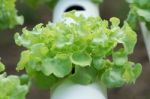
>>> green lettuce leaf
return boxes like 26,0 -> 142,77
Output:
101,68 -> 125,88
70,66 -> 98,84
126,0 -> 150,30
71,52 -> 92,67
41,54 -> 72,77
0,61 -> 5,72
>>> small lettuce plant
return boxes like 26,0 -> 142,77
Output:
14,11 -> 142,89
0,61 -> 29,99
127,0 -> 150,30
0,0 -> 23,30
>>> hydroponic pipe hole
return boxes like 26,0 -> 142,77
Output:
65,5 -> 85,12
72,67 -> 75,74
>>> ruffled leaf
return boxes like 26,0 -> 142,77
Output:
101,68 -> 125,88
42,54 -> 72,77
71,52 -> 92,67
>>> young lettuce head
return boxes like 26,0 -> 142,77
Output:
0,0 -> 23,30
0,73 -> 29,99
127,0 -> 150,30
15,11 -> 142,89
0,62 -> 29,99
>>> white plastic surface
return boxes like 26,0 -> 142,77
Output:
53,0 -> 99,23
51,80 -> 107,99
140,22 -> 150,61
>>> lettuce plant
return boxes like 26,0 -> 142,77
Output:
0,0 -> 23,30
0,73 -> 29,99
15,11 -> 142,89
127,0 -> 150,30
0,61 -> 29,99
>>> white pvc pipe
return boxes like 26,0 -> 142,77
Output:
140,22 -> 150,61
51,80 -> 107,99
53,0 -> 99,23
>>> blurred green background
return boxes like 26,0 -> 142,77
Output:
0,0 -> 150,99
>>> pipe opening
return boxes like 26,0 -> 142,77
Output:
65,5 -> 85,12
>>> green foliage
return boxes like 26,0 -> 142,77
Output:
127,0 -> 150,30
71,52 -> 92,67
0,61 -> 5,72
24,0 -> 58,9
0,0 -> 23,30
70,66 -> 98,84
15,11 -> 142,88
41,54 -> 72,77
0,62 -> 30,98
92,0 -> 103,4
0,73 -> 29,99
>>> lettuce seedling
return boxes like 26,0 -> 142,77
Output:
0,73 -> 29,99
0,0 -> 23,30
127,0 -> 150,30
0,62 -> 29,99
15,11 -> 142,89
